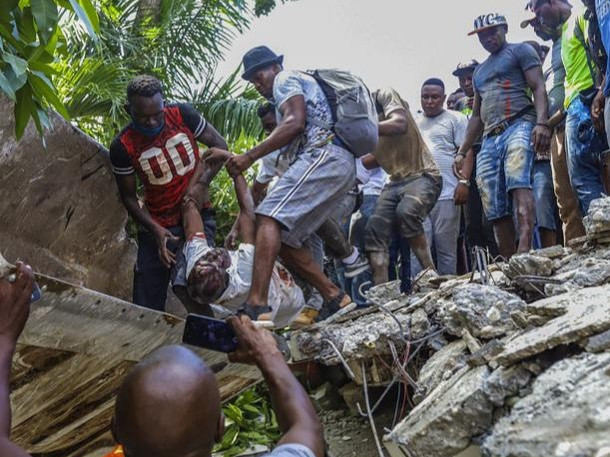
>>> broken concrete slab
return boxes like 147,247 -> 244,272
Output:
384,365 -> 492,457
505,253 -> 554,279
440,284 -> 526,340
482,365 -> 531,407
545,257 -> 610,298
365,280 -> 403,305
482,352 -> 610,457
292,311 -> 412,364
410,307 -> 430,340
535,245 -> 570,259
494,284 -> 610,366
584,329 -> 610,353
0,97 -> 136,300
583,197 -> 610,236
414,339 -> 467,403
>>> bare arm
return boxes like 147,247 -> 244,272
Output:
378,109 -> 408,136
234,174 -> 256,245
457,93 -> 484,156
360,153 -> 380,170
116,174 -> 160,233
251,180 -> 269,207
181,196 -> 205,240
116,174 -> 178,267
0,263 -> 34,457
188,123 -> 229,206
592,75 -> 607,133
228,316 -> 324,457
225,96 -> 306,177
525,66 -> 551,153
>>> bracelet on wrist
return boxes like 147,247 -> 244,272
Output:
536,122 -> 550,129
458,179 -> 470,187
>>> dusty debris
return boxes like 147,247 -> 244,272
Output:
384,365 -> 493,457
493,284 -> 610,366
291,197 -> 610,457
414,340 -> 467,403
410,308 -> 430,340
439,284 -> 526,339
506,253 -> 554,278
482,353 -> 610,457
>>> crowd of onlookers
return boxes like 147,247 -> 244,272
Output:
2,2 -> 610,456
106,0 -> 610,329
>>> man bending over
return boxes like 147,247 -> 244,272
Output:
178,169 -> 305,327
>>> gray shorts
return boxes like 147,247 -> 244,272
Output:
257,144 -> 356,249
365,173 -> 442,253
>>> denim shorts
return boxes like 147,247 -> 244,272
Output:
476,121 -> 535,221
532,160 -> 558,230
565,96 -> 608,216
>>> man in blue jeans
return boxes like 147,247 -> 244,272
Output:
534,0 -> 608,215
456,13 -> 551,258
593,0 -> 610,187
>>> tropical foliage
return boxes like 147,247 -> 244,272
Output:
54,0 -> 265,146
215,386 -> 281,457
1,0 -> 284,142
0,0 -> 99,139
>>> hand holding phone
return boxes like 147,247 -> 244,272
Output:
182,314 -> 239,353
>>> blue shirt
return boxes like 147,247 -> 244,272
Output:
597,0 -> 610,96
473,42 -> 542,135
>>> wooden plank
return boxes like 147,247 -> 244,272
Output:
2,259 -> 261,456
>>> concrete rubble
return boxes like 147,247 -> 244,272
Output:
291,196 -> 610,457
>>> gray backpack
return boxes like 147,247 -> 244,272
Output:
307,69 -> 378,157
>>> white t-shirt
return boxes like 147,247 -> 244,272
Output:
183,238 -> 305,327
416,110 -> 467,200
356,160 -> 387,196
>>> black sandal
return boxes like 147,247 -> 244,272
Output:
316,291 -> 350,322
237,303 -> 273,321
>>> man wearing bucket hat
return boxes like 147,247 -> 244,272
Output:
455,13 -> 551,258
214,46 -> 356,320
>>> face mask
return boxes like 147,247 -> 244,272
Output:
132,120 -> 165,137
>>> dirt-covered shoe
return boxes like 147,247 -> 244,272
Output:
316,291 -> 352,322
291,307 -> 319,328
344,253 -> 370,278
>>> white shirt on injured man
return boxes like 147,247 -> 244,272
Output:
184,235 -> 304,326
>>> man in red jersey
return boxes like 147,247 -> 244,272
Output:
109,75 -> 227,311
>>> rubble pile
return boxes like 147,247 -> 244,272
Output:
292,196 -> 610,457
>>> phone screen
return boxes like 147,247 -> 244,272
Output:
182,314 -> 238,353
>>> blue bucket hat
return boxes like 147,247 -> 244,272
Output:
241,46 -> 284,80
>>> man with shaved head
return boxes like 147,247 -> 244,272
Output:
0,263 -> 323,457
112,346 -> 223,456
